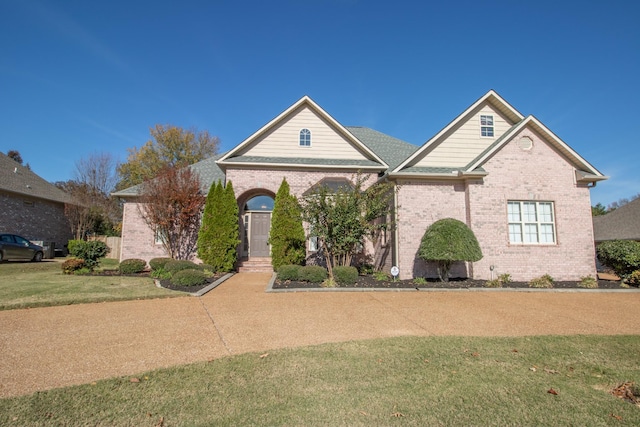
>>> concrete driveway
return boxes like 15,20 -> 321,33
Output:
1,273 -> 639,398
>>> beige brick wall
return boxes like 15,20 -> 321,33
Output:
119,203 -> 168,262
395,128 -> 597,281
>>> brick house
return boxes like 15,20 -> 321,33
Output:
114,90 -> 606,281
0,152 -> 73,252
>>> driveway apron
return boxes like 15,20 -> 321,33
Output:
1,272 -> 639,398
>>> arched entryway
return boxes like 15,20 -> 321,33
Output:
239,193 -> 275,259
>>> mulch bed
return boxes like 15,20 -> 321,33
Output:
273,275 -> 628,290
92,269 -> 225,293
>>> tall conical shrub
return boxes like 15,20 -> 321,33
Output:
220,180 -> 240,272
197,181 -> 223,267
270,178 -> 306,269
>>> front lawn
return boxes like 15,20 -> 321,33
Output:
0,259 -> 180,310
1,335 -> 639,426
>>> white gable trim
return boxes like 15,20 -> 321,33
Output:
465,115 -> 606,178
391,90 -> 525,174
218,96 -> 388,167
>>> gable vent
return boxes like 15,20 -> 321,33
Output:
517,136 -> 533,150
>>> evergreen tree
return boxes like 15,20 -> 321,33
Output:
270,178 -> 306,269
220,181 -> 240,272
197,180 -> 223,266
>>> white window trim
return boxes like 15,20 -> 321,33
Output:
154,229 -> 166,245
480,114 -> 494,138
507,201 -> 556,245
299,128 -> 311,147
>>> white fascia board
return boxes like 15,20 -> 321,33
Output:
526,116 -> 605,177
391,90 -> 524,174
464,119 -> 529,172
218,96 -> 312,162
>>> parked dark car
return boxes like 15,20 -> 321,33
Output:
0,234 -> 44,262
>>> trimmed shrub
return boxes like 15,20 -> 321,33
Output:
373,271 -> 391,281
151,269 -> 171,280
165,260 -> 200,275
119,259 -> 147,274
529,274 -> 554,288
498,274 -> 512,285
413,277 -> 427,285
277,264 -> 302,281
578,276 -> 598,289
149,257 -> 173,271
485,279 -> 503,288
418,218 -> 483,281
197,180 -> 240,273
627,270 -> 640,287
596,240 -> 640,280
62,258 -> 85,275
270,178 -> 306,270
68,240 -> 109,270
333,266 -> 358,285
299,265 -> 328,283
171,269 -> 208,287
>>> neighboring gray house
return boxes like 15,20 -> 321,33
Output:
0,152 -> 73,252
593,198 -> 640,243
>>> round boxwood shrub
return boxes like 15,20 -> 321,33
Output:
418,218 -> 483,282
171,269 -> 209,287
119,258 -> 147,274
149,257 -> 173,271
277,264 -> 302,281
165,260 -> 200,275
299,265 -> 328,283
333,266 -> 358,285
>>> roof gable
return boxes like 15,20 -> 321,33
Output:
0,152 -> 72,204
392,90 -> 524,175
218,96 -> 387,170
464,115 -> 606,182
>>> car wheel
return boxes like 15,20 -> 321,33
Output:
0,251 -> 3,262
33,252 -> 43,262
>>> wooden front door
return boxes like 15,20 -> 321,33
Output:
250,212 -> 271,257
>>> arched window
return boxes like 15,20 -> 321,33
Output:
299,128 -> 311,147
244,195 -> 274,211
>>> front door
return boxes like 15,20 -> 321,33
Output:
250,212 -> 271,257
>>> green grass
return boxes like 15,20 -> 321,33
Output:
1,335 -> 639,426
0,258 -> 180,311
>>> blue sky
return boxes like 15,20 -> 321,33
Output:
1,0 -> 638,206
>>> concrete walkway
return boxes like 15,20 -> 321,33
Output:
1,273 -> 640,398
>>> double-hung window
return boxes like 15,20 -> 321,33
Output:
480,115 -> 494,137
507,201 -> 556,244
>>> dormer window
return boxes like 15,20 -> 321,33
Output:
480,115 -> 494,137
299,128 -> 311,147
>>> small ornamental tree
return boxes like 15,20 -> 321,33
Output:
301,173 -> 395,279
418,218 -> 483,282
138,165 -> 205,260
197,180 -> 240,272
270,178 -> 306,270
197,181 -> 223,266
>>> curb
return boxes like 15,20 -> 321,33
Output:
265,274 -> 639,293
154,273 -> 235,297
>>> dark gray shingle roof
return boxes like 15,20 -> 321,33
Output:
112,153 -> 227,197
593,198 -> 640,242
0,152 -> 73,204
345,126 -> 418,171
